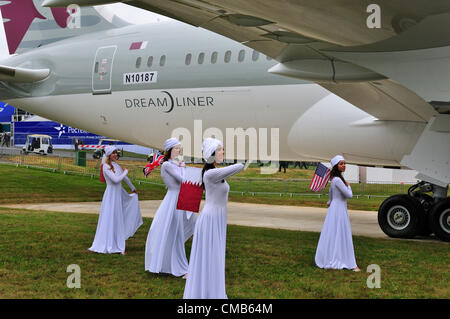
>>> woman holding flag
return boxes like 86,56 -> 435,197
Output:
314,155 -> 360,272
145,138 -> 196,277
183,138 -> 244,299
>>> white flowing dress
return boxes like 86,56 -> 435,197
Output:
184,163 -> 244,299
315,177 -> 357,269
89,162 -> 143,254
145,160 -> 197,276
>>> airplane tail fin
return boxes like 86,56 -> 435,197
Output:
0,0 -> 130,55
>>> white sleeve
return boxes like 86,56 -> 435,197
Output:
123,175 -> 136,191
334,178 -> 353,199
327,185 -> 333,205
205,163 -> 244,184
162,162 -> 183,183
103,165 -> 128,184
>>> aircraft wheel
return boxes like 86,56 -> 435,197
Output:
378,194 -> 422,238
413,193 -> 434,236
428,198 -> 450,242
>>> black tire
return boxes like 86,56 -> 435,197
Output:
428,198 -> 450,242
412,193 -> 434,236
378,194 -> 423,238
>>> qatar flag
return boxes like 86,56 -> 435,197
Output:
129,41 -> 148,50
177,167 -> 203,213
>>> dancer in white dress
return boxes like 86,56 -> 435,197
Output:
315,155 -> 360,271
89,146 -> 143,254
184,138 -> 244,299
145,138 -> 197,277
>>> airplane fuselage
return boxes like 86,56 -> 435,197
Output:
1,21 -> 425,166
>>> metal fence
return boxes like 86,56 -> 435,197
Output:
0,147 -> 415,198
0,146 -> 149,180
225,177 -> 411,198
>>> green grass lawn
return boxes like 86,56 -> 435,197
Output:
0,209 -> 448,299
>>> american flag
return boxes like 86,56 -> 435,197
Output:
309,163 -> 331,192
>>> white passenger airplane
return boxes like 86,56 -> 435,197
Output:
0,1 -> 448,241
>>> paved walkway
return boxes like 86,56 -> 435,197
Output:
2,200 -> 387,238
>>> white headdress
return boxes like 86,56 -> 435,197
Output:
164,137 -> 181,152
331,155 -> 345,168
202,138 -> 222,162
105,145 -> 117,157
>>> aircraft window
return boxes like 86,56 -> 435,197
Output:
94,62 -> 99,73
224,50 -> 231,63
266,55 -> 272,61
160,55 -> 166,66
147,56 -> 153,67
211,51 -> 218,64
198,52 -> 205,64
238,49 -> 245,62
136,57 -> 142,68
185,53 -> 192,65
252,50 -> 259,61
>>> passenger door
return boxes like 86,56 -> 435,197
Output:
92,46 -> 117,95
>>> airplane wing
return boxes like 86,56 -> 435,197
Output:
44,0 -> 449,122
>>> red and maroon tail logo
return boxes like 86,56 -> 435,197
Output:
1,0 -> 70,54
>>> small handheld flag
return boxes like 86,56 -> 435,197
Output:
309,163 -> 331,192
177,167 -> 203,213
143,152 -> 164,178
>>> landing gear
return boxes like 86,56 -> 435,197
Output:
378,194 -> 423,238
428,198 -> 450,242
378,181 -> 449,242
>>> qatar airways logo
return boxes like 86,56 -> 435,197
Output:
0,0 -> 81,54
124,91 -> 214,113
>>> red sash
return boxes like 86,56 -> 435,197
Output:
100,164 -> 106,183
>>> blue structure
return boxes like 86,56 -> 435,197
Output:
13,119 -> 130,148
2,102 -> 151,154
0,102 -> 15,132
